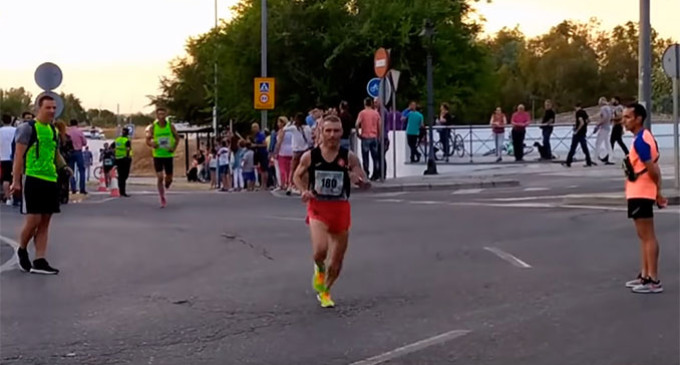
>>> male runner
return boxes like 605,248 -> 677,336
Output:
622,103 -> 666,294
145,107 -> 179,208
114,128 -> 133,197
293,115 -> 369,308
11,95 -> 72,274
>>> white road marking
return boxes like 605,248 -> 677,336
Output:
451,188 -> 484,195
409,200 -> 441,205
373,192 -> 408,198
375,199 -> 405,203
348,330 -> 471,365
484,247 -> 532,269
86,197 -> 118,204
567,185 -> 579,189
449,202 -> 555,209
0,235 -> 20,273
523,187 -> 550,192
450,201 -> 680,215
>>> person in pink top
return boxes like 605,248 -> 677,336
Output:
355,97 -> 382,180
67,119 -> 88,194
510,104 -> 530,161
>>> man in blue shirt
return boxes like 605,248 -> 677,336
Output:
250,123 -> 269,189
404,102 -> 424,162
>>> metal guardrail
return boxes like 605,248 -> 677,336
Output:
405,121 -> 678,165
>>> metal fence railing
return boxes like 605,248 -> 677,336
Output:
402,121 -> 678,165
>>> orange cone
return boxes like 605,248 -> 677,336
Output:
97,170 -> 108,192
109,168 -> 120,197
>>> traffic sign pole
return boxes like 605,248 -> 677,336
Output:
261,0 -> 268,133
673,76 -> 678,189
379,76 -> 386,182
374,48 -> 390,182
391,80 -> 397,180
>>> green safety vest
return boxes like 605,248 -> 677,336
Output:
152,120 -> 175,158
114,136 -> 132,159
25,120 -> 58,182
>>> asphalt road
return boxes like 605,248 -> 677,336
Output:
0,180 -> 678,365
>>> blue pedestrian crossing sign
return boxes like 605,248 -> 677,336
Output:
254,77 -> 275,110
259,81 -> 270,93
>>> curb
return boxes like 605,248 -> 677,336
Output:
357,179 -> 520,193
565,195 -> 680,207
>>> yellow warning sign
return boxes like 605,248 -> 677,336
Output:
254,77 -> 275,110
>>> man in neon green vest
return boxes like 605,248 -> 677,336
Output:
11,95 -> 72,275
114,127 -> 132,197
145,107 -> 179,208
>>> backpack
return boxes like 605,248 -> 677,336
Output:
25,121 -> 58,161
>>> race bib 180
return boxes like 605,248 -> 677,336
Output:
158,137 -> 170,149
314,170 -> 344,196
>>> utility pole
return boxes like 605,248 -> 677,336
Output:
261,0 -> 268,131
639,0 -> 652,129
422,19 -> 437,175
213,0 -> 219,147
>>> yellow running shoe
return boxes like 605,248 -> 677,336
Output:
316,291 -> 335,308
312,264 -> 327,293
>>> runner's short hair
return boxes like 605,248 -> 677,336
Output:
626,102 -> 647,122
323,115 -> 341,124
38,95 -> 54,107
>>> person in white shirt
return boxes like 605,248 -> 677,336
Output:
594,97 -> 615,165
0,114 -> 17,205
289,113 -> 313,194
274,116 -> 295,193
217,140 -> 232,191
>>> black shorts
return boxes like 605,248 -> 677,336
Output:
103,164 -> 114,174
1,160 -> 12,183
153,158 -> 174,175
254,151 -> 268,168
21,176 -> 60,215
627,198 -> 654,219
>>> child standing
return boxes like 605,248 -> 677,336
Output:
232,140 -> 245,191
217,141 -> 231,191
208,148 -> 218,189
242,142 -> 256,191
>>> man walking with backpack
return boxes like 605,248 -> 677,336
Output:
11,95 -> 72,274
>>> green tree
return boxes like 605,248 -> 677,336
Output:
58,93 -> 87,122
0,87 -> 33,117
86,108 -> 118,126
154,0 -> 495,126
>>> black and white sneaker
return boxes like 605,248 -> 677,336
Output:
30,259 -> 59,275
17,248 -> 32,272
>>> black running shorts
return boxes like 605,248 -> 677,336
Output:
627,198 -> 654,220
1,160 -> 12,183
153,157 -> 174,175
21,176 -> 60,215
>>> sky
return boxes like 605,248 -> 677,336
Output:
0,0 -> 678,115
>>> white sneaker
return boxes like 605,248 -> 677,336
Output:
6,198 -> 12,206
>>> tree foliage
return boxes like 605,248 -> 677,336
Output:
154,0 -> 494,127
483,20 -> 675,118
0,87 -> 33,117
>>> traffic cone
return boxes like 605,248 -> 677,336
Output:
97,170 -> 108,192
109,168 -> 120,197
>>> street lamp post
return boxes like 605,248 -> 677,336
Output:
639,0 -> 652,129
421,19 -> 437,175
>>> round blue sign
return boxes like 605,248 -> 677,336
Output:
366,78 -> 381,98
34,62 -> 63,91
